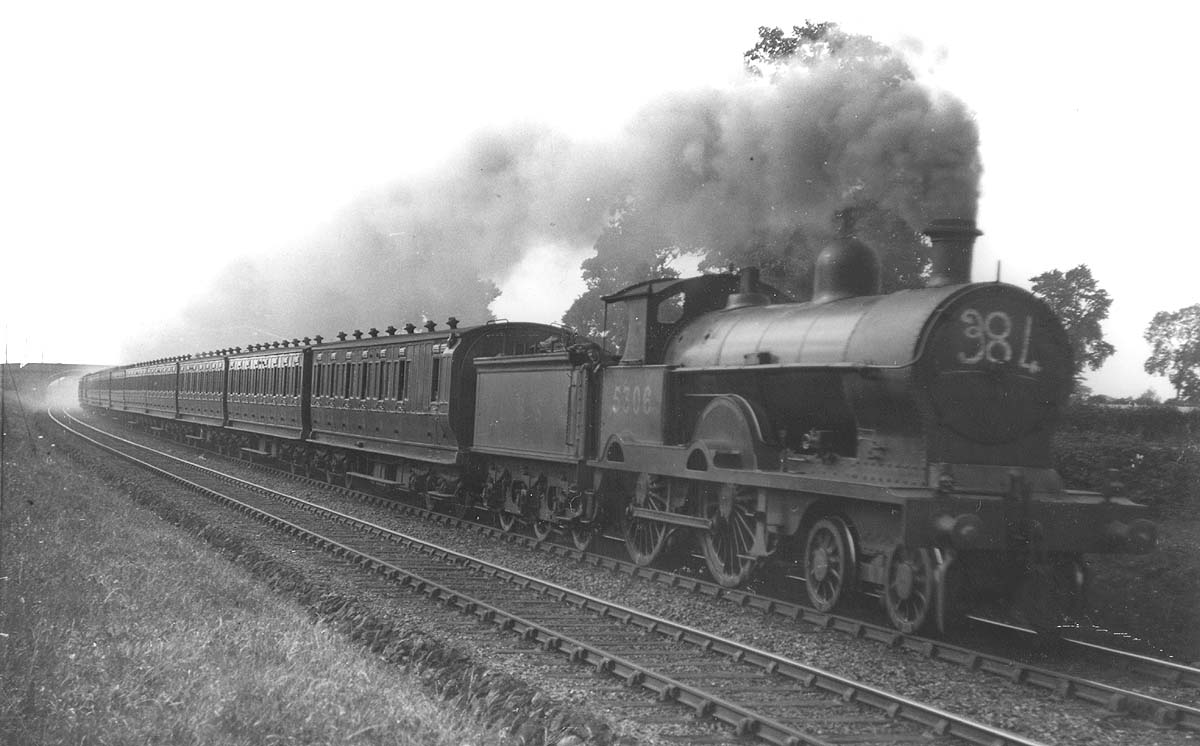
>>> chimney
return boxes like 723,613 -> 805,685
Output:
725,267 -> 770,309
924,218 -> 982,287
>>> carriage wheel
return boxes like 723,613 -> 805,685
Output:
570,527 -> 595,552
498,510 -> 518,532
884,545 -> 935,634
698,483 -> 759,587
533,520 -> 554,542
622,473 -> 670,566
804,517 -> 855,612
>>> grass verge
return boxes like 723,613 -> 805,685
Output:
0,408 -> 608,745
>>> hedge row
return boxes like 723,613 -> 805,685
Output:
1053,430 -> 1199,514
1059,403 -> 1200,442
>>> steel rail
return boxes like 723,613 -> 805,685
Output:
55,407 -> 1046,746
84,408 -> 1200,729
88,407 -> 1200,730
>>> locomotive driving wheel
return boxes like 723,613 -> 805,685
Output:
883,545 -> 935,634
803,517 -> 856,612
698,482 -> 760,588
622,473 -> 671,566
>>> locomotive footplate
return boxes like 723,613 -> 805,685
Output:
902,487 -> 1156,555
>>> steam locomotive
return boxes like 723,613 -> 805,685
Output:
79,218 -> 1156,634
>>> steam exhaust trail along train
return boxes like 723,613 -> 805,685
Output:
80,217 -> 1156,634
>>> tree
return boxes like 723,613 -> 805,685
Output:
1134,388 -> 1162,406
1029,265 -> 1115,377
744,22 -> 909,83
561,201 -> 683,353
1144,304 -> 1200,401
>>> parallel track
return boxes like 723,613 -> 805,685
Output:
55,407 -> 1049,746
216,441 -> 1200,731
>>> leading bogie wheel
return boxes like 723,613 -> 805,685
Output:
804,517 -> 856,612
698,482 -> 760,588
883,545 -> 935,634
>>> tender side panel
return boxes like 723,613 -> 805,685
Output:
472,353 -> 587,461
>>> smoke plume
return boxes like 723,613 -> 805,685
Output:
124,46 -> 980,361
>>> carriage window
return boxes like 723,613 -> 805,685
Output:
343,363 -> 353,399
395,360 -> 407,400
314,364 -> 323,397
359,361 -> 369,399
431,355 -> 441,402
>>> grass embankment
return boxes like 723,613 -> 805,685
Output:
0,409 -> 500,745
1055,405 -> 1200,660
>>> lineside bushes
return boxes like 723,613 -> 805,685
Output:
1054,404 -> 1199,515
1056,404 -> 1200,658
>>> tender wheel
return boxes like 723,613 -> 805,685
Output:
804,517 -> 855,612
884,545 -> 935,634
622,473 -> 670,566
698,483 -> 760,587
449,485 -> 471,520
532,482 -> 554,541
499,480 -> 526,533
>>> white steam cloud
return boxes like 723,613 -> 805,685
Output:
125,53 -> 979,361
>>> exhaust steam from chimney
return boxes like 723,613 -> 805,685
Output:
123,42 -> 981,361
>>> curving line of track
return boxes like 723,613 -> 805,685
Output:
202,441 -> 1200,731
54,407 -> 1047,746
132,420 -> 1200,731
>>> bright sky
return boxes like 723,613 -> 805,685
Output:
2,1 -> 1196,398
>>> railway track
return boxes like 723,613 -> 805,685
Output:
199,439 -> 1200,732
55,407 -> 1052,746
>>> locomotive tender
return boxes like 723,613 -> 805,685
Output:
80,218 -> 1155,633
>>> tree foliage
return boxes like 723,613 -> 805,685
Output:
560,201 -> 682,353
1029,265 -> 1115,377
1144,304 -> 1200,401
743,22 -> 910,82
